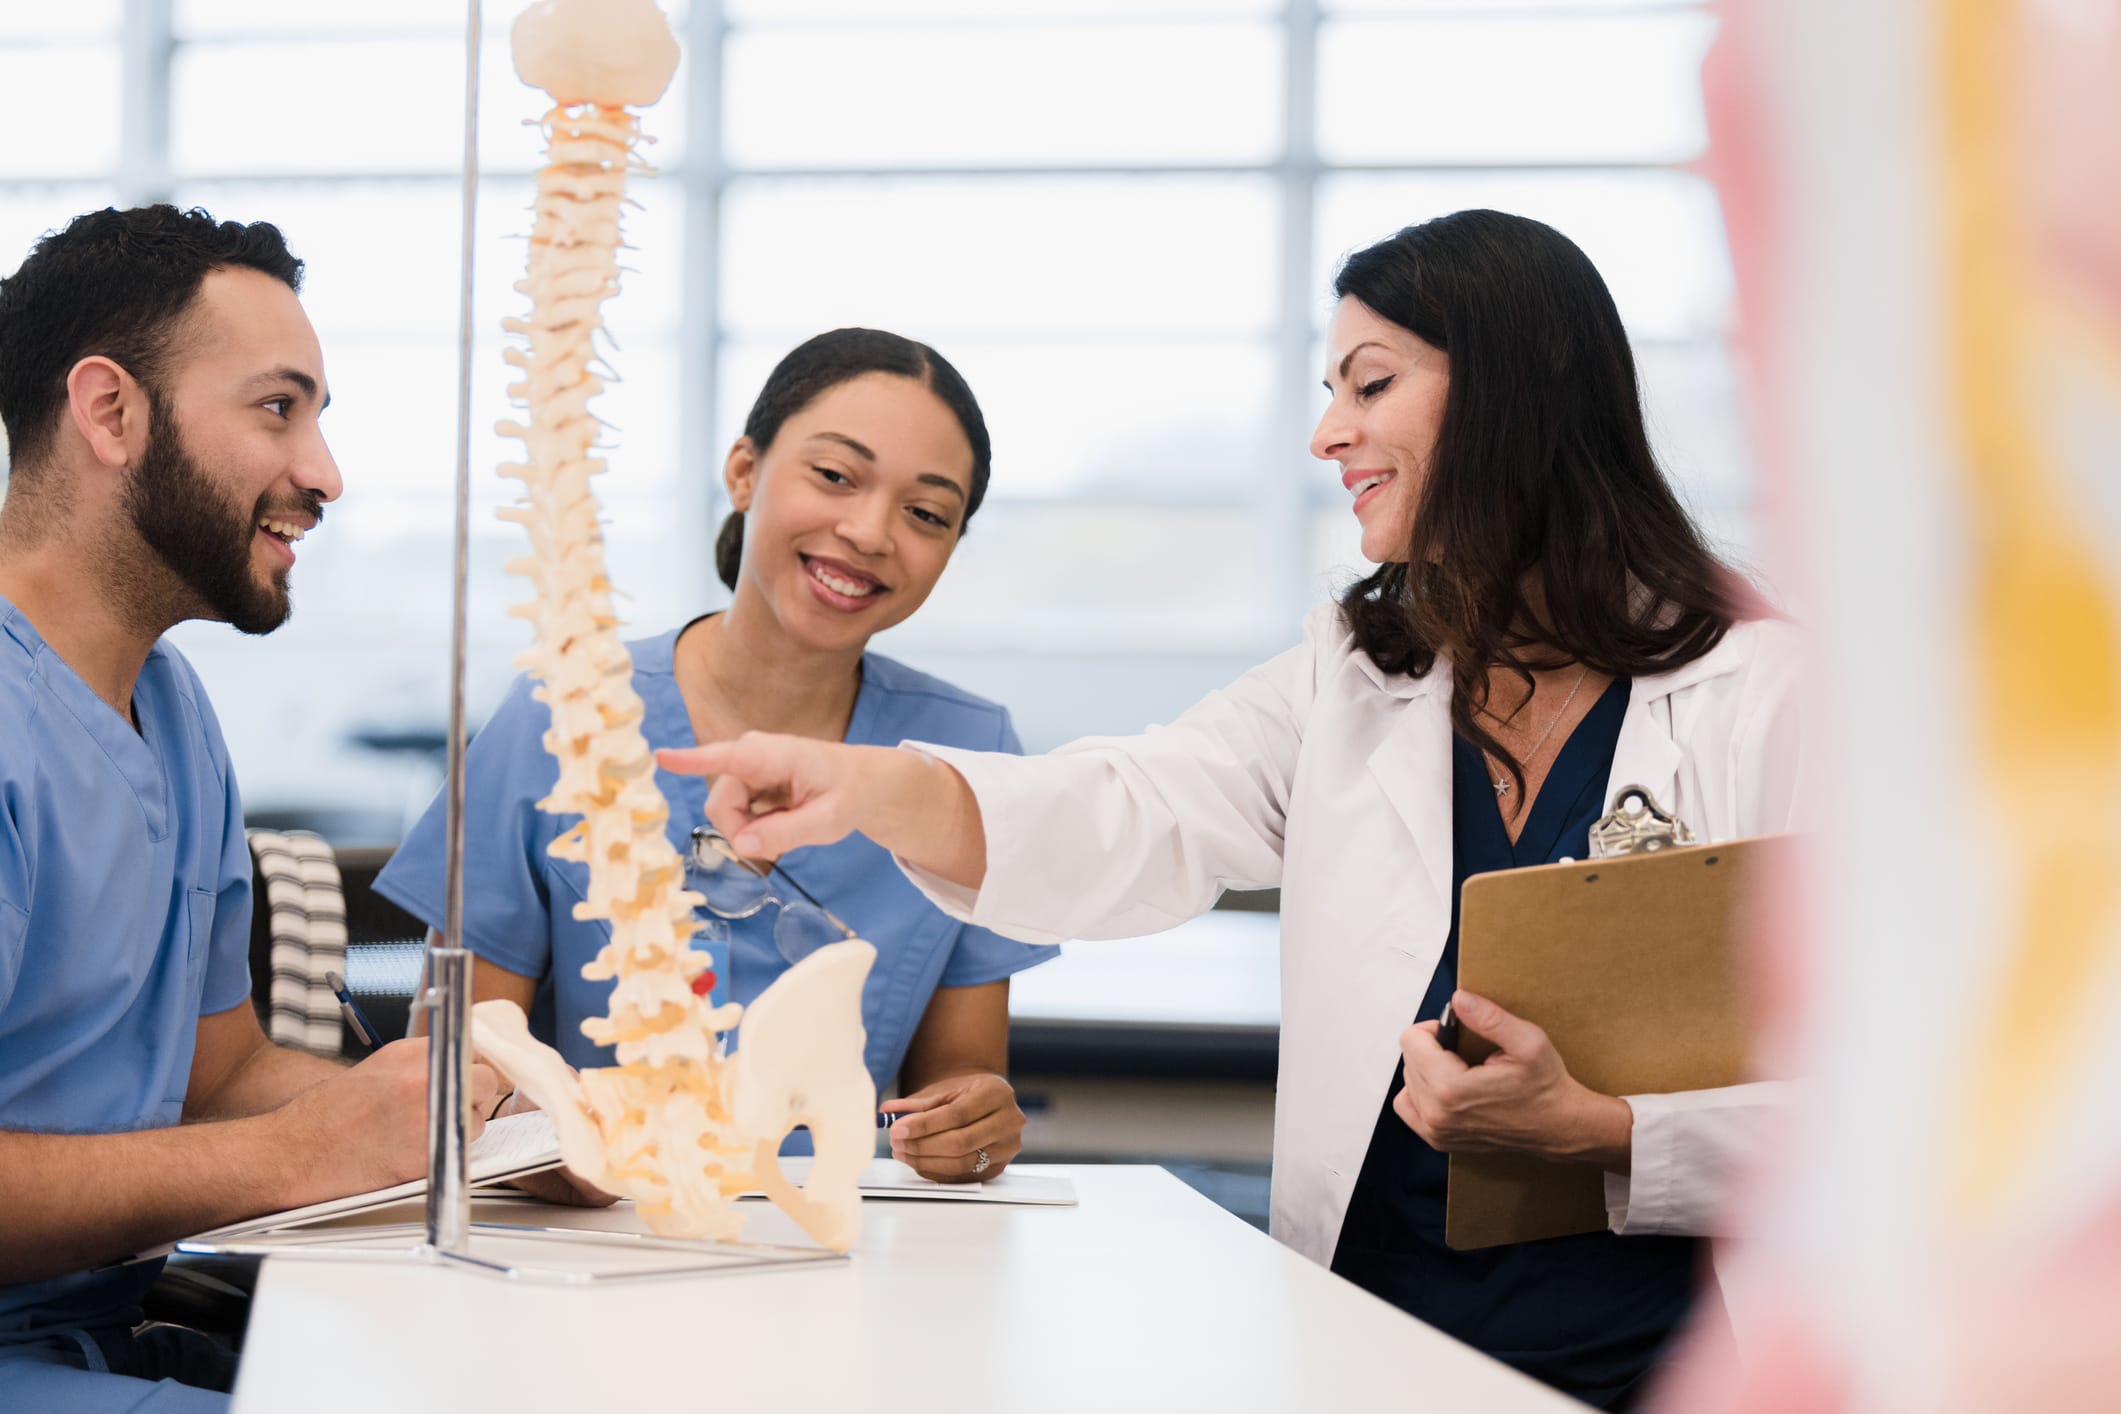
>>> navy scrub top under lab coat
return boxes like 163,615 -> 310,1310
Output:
375,624 -> 1060,1096
1330,677 -> 1703,1410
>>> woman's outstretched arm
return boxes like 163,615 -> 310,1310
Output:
656,736 -> 988,889
664,613 -> 1326,944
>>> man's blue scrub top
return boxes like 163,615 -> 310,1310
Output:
0,596 -> 253,1343
375,623 -> 1059,1098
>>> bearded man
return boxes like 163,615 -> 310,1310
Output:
0,205 -> 498,1413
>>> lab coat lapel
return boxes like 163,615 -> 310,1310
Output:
1606,635 -> 1751,814
1364,688 -> 1454,917
1279,674 -> 1456,1261
1606,682 -> 1682,814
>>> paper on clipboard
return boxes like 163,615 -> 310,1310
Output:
1444,826 -> 1795,1251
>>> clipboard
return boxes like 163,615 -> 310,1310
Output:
1443,788 -> 1794,1251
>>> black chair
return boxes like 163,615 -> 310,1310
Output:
138,1254 -> 259,1353
331,845 -> 429,1044
244,841 -> 427,1055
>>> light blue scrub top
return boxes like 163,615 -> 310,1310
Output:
0,596 -> 253,1345
374,623 -> 1058,1100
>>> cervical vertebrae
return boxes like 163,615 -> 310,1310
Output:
477,0 -> 874,1252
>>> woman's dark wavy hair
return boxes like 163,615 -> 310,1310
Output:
715,328 -> 991,591
1333,209 -> 1760,793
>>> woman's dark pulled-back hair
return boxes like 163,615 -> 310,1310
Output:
0,205 -> 304,475
715,328 -> 992,592
1333,209 -> 1757,793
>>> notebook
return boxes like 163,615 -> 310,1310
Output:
161,1117 -> 1074,1258
167,1109 -> 565,1251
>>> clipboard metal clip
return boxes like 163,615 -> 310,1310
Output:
1587,784 -> 1698,858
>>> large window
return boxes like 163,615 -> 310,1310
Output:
0,0 -> 1749,842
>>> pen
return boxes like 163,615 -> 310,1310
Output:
327,969 -> 386,1052
1436,1001 -> 1460,1053
877,1112 -> 899,1128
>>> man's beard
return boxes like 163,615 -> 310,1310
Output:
123,398 -> 315,637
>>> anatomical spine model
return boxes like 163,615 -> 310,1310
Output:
471,0 -> 876,1252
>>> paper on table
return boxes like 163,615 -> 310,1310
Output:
172,1110 -> 565,1249
740,1157 -> 1077,1206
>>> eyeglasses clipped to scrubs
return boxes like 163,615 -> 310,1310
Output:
686,826 -> 859,966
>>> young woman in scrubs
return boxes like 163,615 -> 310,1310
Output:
377,328 -> 1057,1182
660,213 -> 1804,1407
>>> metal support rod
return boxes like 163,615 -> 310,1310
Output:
117,0 -> 173,207
679,0 -> 728,609
423,947 -> 473,1251
426,0 -> 484,1257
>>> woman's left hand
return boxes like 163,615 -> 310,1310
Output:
1394,989 -> 1634,1171
881,1072 -> 1024,1182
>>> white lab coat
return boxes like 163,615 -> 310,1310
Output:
905,603 -> 1806,1270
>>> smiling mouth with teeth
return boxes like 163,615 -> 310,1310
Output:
802,555 -> 883,599
257,517 -> 308,545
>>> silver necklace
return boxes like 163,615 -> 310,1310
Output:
1487,666 -> 1591,800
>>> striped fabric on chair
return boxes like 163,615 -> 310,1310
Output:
246,829 -> 349,1056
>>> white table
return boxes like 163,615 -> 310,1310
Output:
231,1165 -> 1575,1413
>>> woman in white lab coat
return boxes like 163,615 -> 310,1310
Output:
658,210 -> 1803,1409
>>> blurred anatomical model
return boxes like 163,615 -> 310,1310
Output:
472,0 -> 876,1252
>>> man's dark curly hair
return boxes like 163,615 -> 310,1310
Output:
0,204 -> 303,476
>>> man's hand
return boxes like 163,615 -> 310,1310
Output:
1394,989 -> 1633,1170
1,1039 -> 495,1285
881,1073 -> 1024,1182
274,1038 -> 503,1203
